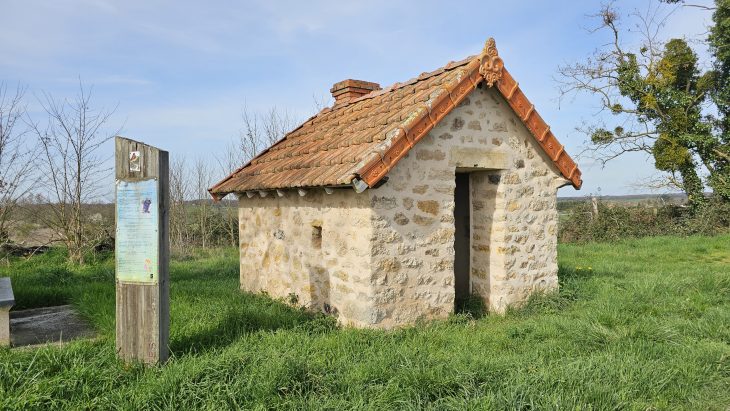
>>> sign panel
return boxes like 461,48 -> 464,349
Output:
129,151 -> 141,172
115,178 -> 159,284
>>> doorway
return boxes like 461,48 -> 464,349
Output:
454,173 -> 470,306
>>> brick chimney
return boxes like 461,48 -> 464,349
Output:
330,79 -> 381,105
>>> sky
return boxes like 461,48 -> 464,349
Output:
0,0 -> 715,199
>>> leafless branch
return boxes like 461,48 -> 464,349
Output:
0,82 -> 38,244
28,81 -> 118,263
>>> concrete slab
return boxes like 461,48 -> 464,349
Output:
0,277 -> 14,307
10,305 -> 96,347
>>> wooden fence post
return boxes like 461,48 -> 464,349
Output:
114,136 -> 170,364
591,196 -> 599,219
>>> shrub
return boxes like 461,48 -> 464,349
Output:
559,197 -> 730,243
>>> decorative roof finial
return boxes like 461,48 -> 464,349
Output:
479,38 -> 504,87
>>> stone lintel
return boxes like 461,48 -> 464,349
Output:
448,147 -> 510,169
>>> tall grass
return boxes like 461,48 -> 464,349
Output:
0,235 -> 728,409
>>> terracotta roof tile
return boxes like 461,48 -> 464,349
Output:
210,39 -> 582,199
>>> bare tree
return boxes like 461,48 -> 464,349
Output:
215,140 -> 245,179
312,93 -> 331,113
659,0 -> 716,11
556,2 -> 725,210
263,107 -> 296,146
29,83 -> 117,264
213,142 -> 243,248
0,83 -> 37,245
238,104 -> 297,162
169,154 -> 192,254
218,198 -> 239,248
557,4 -> 670,163
193,156 -> 213,249
206,105 -> 299,249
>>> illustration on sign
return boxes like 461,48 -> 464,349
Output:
116,179 -> 158,284
129,151 -> 141,172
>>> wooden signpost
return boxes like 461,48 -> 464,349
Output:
115,136 -> 170,364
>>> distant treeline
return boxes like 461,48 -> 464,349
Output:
4,199 -> 239,258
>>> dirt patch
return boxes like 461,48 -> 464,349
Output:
10,305 -> 96,347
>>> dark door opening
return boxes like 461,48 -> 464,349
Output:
454,173 -> 470,307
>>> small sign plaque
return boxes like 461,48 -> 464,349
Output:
115,179 -> 159,284
129,151 -> 141,172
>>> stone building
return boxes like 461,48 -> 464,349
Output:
209,38 -> 582,329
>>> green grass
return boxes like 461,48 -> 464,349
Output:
0,236 -> 729,410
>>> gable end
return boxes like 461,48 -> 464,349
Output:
357,40 -> 581,190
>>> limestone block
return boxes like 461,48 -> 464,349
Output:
412,185 -> 429,194
417,200 -> 439,215
416,149 -> 446,161
449,147 -> 510,169
413,214 -> 435,226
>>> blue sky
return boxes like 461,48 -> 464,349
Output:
1,0 -> 714,198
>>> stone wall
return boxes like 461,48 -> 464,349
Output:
237,189 -> 375,327
469,170 -> 502,307
237,84 -> 570,329
366,84 -> 568,327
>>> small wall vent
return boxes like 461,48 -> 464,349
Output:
312,225 -> 322,249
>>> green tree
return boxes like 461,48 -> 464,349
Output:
559,1 -> 730,210
708,0 -> 730,200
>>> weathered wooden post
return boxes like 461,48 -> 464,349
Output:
115,136 -> 170,364
591,195 -> 599,219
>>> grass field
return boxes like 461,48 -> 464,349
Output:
0,235 -> 728,410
